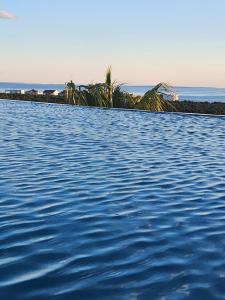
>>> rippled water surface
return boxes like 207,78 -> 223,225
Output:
1,100 -> 225,300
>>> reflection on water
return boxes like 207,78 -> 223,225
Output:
1,100 -> 225,300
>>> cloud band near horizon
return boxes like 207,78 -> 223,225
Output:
0,11 -> 16,19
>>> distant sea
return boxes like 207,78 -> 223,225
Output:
1,82 -> 225,103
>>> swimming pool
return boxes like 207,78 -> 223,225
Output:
1,100 -> 225,299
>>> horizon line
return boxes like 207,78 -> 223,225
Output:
0,81 -> 225,90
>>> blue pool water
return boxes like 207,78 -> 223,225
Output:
1,100 -> 225,300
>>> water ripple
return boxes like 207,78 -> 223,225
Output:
1,100 -> 225,299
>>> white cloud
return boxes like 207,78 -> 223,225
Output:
0,11 -> 16,19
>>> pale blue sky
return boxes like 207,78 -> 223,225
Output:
1,0 -> 225,86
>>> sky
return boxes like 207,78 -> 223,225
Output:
1,0 -> 225,87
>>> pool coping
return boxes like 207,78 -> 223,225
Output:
1,97 -> 225,119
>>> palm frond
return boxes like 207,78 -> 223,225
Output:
65,80 -> 77,105
105,66 -> 112,87
137,84 -> 178,112
138,90 -> 164,111
152,82 -> 173,93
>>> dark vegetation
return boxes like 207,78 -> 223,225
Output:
1,68 -> 225,115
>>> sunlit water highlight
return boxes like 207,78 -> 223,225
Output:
1,100 -> 225,300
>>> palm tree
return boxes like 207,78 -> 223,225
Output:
137,83 -> 178,112
105,67 -> 113,107
84,83 -> 108,107
75,67 -> 116,108
65,80 -> 76,105
113,86 -> 141,109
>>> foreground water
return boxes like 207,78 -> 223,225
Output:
1,100 -> 225,300
1,82 -> 225,102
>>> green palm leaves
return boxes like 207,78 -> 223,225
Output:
65,80 -> 76,105
82,84 -> 109,107
138,90 -> 165,111
65,72 -> 178,112
105,66 -> 113,107
138,83 -> 177,112
65,67 -> 116,108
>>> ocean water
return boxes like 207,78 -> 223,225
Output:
1,100 -> 225,300
1,82 -> 225,103
124,86 -> 225,103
